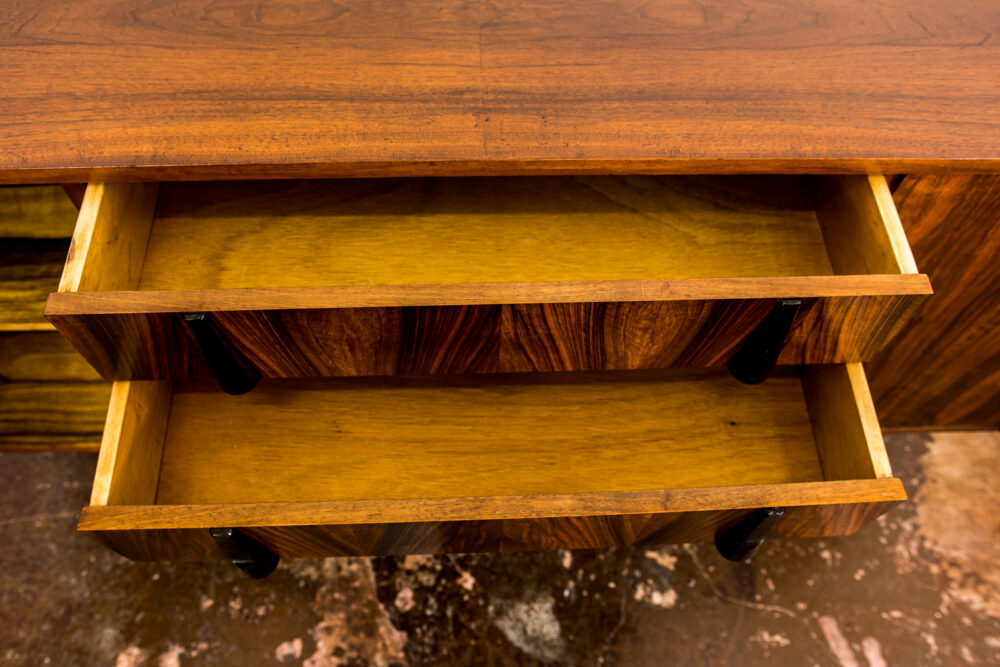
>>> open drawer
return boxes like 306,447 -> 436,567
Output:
46,176 -> 930,385
79,363 -> 905,566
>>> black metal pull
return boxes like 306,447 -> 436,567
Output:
726,298 -> 802,384
210,527 -> 279,579
181,313 -> 260,395
714,507 -> 786,562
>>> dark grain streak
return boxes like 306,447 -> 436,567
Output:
868,174 -> 1000,427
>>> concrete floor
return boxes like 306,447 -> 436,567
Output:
1,432 -> 998,666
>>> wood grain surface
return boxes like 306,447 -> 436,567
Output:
868,174 -> 1000,427
47,294 -> 926,381
79,479 -> 905,561
77,365 -> 903,560
46,275 -> 933,312
139,176 -> 835,289
90,381 -> 172,506
0,186 -> 109,450
0,239 -> 66,331
0,331 -> 101,382
51,175 -> 930,305
154,371 -> 824,505
46,175 -> 931,380
0,379 -> 109,451
802,364 -> 891,481
0,332 -> 109,451
0,186 -> 78,237
58,183 -> 159,293
812,175 -> 918,275
60,184 -> 87,210
2,0 -> 998,183
1,185 -> 79,331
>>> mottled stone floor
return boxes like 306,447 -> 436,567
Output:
1,432 -> 998,666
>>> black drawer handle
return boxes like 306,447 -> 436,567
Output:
727,299 -> 803,384
181,312 -> 260,395
715,507 -> 787,561
209,527 -> 279,579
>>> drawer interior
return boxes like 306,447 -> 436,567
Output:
91,364 -> 892,509
63,175 -> 918,295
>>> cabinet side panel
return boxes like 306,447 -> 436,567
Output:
868,174 -> 1000,427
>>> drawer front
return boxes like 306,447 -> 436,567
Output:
51,294 -> 922,381
82,488 -> 902,561
47,175 -> 930,383
79,364 -> 905,562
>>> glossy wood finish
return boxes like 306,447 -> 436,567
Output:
1,238 -> 65,331
0,186 -> 78,237
78,366 -> 903,560
0,186 -> 110,451
1,185 -> 78,331
868,175 -> 1000,427
47,176 -> 931,381
49,293 -> 928,381
0,332 -> 109,451
0,331 -> 101,382
2,0 -> 999,183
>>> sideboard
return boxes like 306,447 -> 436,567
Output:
1,0 -> 997,577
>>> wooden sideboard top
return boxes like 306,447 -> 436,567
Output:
2,0 -> 998,182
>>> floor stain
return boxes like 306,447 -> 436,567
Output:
294,559 -> 407,667
490,592 -> 565,662
915,431 -> 1000,618
817,616 -> 859,667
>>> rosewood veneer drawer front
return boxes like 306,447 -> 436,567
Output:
79,364 -> 904,561
46,176 -> 930,383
